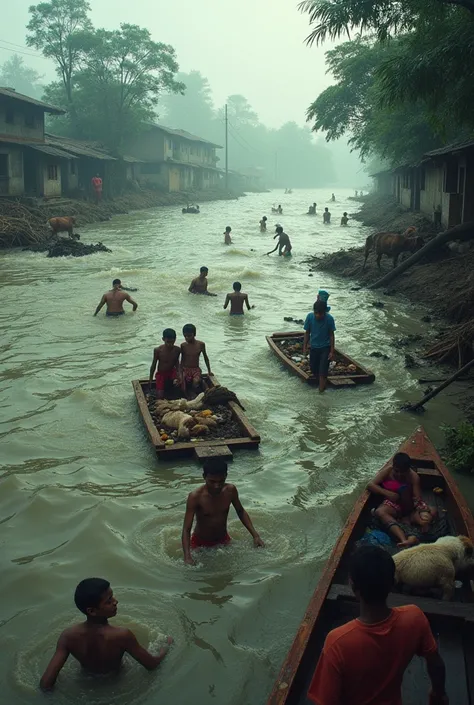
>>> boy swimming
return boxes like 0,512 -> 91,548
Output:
40,578 -> 172,690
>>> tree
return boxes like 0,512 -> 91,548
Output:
0,55 -> 43,98
26,0 -> 93,126
161,71 -> 218,141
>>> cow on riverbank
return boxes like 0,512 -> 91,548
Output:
48,216 -> 77,238
363,227 -> 423,270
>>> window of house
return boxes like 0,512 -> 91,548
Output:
25,112 -> 35,128
47,164 -> 58,180
6,108 -> 14,124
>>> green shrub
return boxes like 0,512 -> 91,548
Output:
443,423 -> 474,474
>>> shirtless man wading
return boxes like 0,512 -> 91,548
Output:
188,266 -> 217,296
94,279 -> 138,317
223,281 -> 254,315
181,459 -> 264,565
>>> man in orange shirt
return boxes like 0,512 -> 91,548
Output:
91,173 -> 103,204
308,545 -> 448,705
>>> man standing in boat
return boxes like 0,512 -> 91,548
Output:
308,545 -> 448,705
303,299 -> 335,393
181,459 -> 264,565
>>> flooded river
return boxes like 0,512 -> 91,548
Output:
1,188 -> 473,705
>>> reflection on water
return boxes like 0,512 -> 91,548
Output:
1,189 -> 473,705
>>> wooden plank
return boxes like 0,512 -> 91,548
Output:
267,427 -> 474,705
229,401 -> 261,440
329,378 -> 355,387
131,380 -> 164,449
194,445 -> 233,461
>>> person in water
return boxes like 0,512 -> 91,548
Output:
303,300 -> 335,393
308,203 -> 317,215
368,451 -> 434,547
277,204 -> 283,214
224,281 -> 254,315
341,212 -> 349,226
323,207 -> 331,224
188,266 -> 217,296
260,216 -> 268,232
224,226 -> 232,245
180,323 -> 211,396
331,193 -> 336,202
308,545 -> 448,705
94,279 -> 138,317
181,459 -> 264,565
266,225 -> 291,256
39,578 -> 172,691
149,328 -> 181,399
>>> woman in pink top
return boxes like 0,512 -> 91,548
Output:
367,452 -> 434,547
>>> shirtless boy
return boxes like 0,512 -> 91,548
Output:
181,459 -> 264,565
149,328 -> 181,399
223,281 -> 254,315
259,216 -> 267,232
39,578 -> 172,691
180,323 -> 211,395
266,226 -> 291,256
188,266 -> 217,296
94,279 -> 138,317
224,226 -> 232,245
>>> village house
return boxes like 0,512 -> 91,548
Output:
125,123 -> 222,192
0,87 -> 67,198
370,169 -> 396,197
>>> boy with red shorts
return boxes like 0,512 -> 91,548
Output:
149,328 -> 181,399
180,323 -> 211,397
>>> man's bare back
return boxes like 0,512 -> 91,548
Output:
58,622 -> 133,674
94,281 -> 137,316
224,291 -> 251,314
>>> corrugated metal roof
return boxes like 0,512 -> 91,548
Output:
424,140 -> 474,158
45,134 -> 117,160
26,143 -> 78,159
144,122 -> 222,148
0,87 -> 64,114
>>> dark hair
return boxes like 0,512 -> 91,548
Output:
112,279 -> 121,286
393,452 -> 412,472
343,211 -> 347,216
276,225 -> 283,233
225,226 -> 232,232
183,323 -> 196,336
325,207 -> 329,211
313,300 -> 327,314
74,578 -> 110,615
233,281 -> 242,291
203,459 -> 228,476
349,545 -> 395,603
163,328 -> 176,339
263,216 -> 267,220
200,266 -> 208,273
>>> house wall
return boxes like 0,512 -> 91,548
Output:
0,144 -> 24,195
0,101 -> 44,142
464,158 -> 474,223
420,164 -> 444,222
40,159 -> 62,197
400,187 -> 411,209
126,130 -> 166,162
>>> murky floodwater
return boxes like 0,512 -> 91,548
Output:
1,188 -> 473,705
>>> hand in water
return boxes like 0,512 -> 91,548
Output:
254,535 -> 265,548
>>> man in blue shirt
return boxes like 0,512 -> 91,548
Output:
303,299 -> 336,392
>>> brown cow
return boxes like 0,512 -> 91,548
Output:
48,216 -> 76,237
363,227 -> 423,269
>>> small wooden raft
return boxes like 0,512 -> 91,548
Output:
132,374 -> 260,462
266,331 -> 375,387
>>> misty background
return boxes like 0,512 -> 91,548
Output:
1,0 -> 365,188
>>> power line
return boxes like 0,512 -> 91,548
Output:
0,38 -> 41,52
0,43 -> 43,58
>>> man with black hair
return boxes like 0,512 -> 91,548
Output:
181,459 -> 264,565
188,266 -> 217,296
223,281 -> 254,315
266,225 -> 291,256
149,328 -> 181,398
94,279 -> 138,317
303,299 -> 336,393
40,578 -> 172,691
180,323 -> 211,396
308,545 -> 448,705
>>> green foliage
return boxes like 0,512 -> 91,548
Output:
443,423 -> 474,474
0,55 -> 43,99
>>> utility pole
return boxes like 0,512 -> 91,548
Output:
225,103 -> 229,192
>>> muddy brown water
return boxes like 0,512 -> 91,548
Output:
1,188 -> 473,705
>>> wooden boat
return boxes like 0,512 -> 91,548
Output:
267,427 -> 474,705
132,373 -> 260,462
266,331 -> 375,387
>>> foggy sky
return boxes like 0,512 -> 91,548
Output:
2,0 -> 332,129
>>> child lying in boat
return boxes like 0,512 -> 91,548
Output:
367,452 -> 436,548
